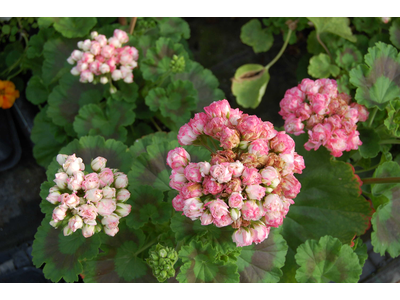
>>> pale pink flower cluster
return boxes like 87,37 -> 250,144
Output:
67,29 -> 138,89
46,154 -> 131,238
279,78 -> 369,157
167,100 -> 305,247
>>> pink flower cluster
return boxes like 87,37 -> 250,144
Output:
46,154 -> 131,238
167,100 -> 305,247
67,29 -> 139,90
279,78 -> 369,157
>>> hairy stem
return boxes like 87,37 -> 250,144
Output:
368,107 -> 378,127
316,33 -> 331,59
379,139 -> 400,145
361,177 -> 400,185
355,164 -> 380,174
150,117 -> 163,132
265,29 -> 293,70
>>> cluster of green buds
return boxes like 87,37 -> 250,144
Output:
169,54 -> 185,73
146,243 -> 178,282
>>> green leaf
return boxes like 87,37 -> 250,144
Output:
141,37 -> 189,82
32,219 -> 102,282
177,240 -> 239,283
358,127 -> 381,158
47,73 -> 103,135
145,87 -> 167,112
232,64 -> 270,109
337,74 -> 350,94
53,17 -> 97,38
39,181 -> 58,217
27,27 -> 55,58
237,228 -> 287,283
31,106 -> 67,168
125,186 -> 171,229
295,235 -> 363,283
353,17 -> 381,35
173,60 -> 225,112
42,37 -> 82,85
156,17 -> 190,42
73,99 -> 136,142
82,223 -> 156,282
25,75 -> 49,105
2,24 -> 10,34
111,81 -> 139,103
37,17 -> 56,28
129,131 -> 177,157
390,18 -> 400,49
384,100 -> 400,136
335,42 -> 363,71
307,17 -> 357,42
349,42 -> 400,110
280,133 -> 373,282
240,19 -> 274,53
353,237 -> 368,266
371,161 -> 400,196
308,53 -> 340,78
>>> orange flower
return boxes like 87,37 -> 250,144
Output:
0,80 -> 20,109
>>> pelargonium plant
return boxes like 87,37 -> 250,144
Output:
67,29 -> 138,92
167,99 -> 305,247
46,153 -> 131,238
279,78 -> 369,157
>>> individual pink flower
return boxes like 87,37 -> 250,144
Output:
260,166 -> 280,187
198,161 -> 211,177
203,117 -> 228,139
62,154 -> 85,175
80,70 -> 94,83
60,193 -> 80,208
325,129 -> 348,157
204,99 -> 231,119
114,172 -> 128,188
228,192 -> 244,209
259,121 -> 278,140
77,203 -> 98,222
213,214 -> 233,227
245,184 -> 266,201
248,139 -> 269,157
220,127 -> 240,149
229,108 -> 243,126
46,190 -> 61,204
67,215 -> 83,233
241,167 -> 261,185
293,152 -> 305,174
97,199 -> 117,216
82,224 -> 96,238
67,171 -> 85,191
98,168 -> 114,187
263,194 -> 284,212
350,103 -> 369,122
104,226 -> 119,237
54,172 -> 68,189
84,188 -> 103,203
182,197 -> 204,220
202,175 -> 225,195
178,124 -> 198,146
114,29 -> 129,43
102,186 -> 116,199
237,114 -> 262,141
181,182 -> 203,199
82,172 -> 100,191
188,112 -> 208,135
210,162 -> 232,183
264,210 -> 284,228
115,203 -> 131,217
232,227 -> 253,247
91,156 -> 107,172
169,170 -> 187,191
284,114 -> 305,136
184,163 -> 202,183
116,188 -> 130,202
167,147 -> 191,173
229,161 -> 244,177
281,174 -> 301,199
52,205 -> 68,222
241,200 -> 264,221
250,222 -> 270,244
269,131 -> 295,154
205,199 -> 230,220
279,152 -> 295,176
200,211 -> 213,225
230,208 -> 241,221
172,194 -> 185,211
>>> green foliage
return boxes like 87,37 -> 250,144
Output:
232,64 -> 270,109
240,19 -> 274,53
156,17 -> 190,42
335,42 -> 363,71
308,53 -> 340,78
237,228 -> 288,283
390,18 -> 400,49
26,75 -> 49,105
358,127 -> 381,158
53,17 -> 97,38
146,243 -> 178,282
295,235 -> 363,283
307,17 -> 356,42
349,42 -> 400,110
384,100 -> 400,136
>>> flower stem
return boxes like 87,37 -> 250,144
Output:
129,17 -> 138,35
379,139 -> 400,145
134,237 -> 158,256
355,164 -> 380,174
265,28 -> 293,70
316,33 -> 331,59
368,107 -> 378,127
150,117 -> 162,132
361,177 -> 400,185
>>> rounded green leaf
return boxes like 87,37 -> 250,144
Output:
240,19 -> 274,53
295,235 -> 363,283
358,127 -> 381,159
232,64 -> 270,109
32,219 -> 102,282
53,17 -> 97,38
371,161 -> 400,196
145,87 -> 168,112
390,18 -> 400,49
156,17 -> 190,41
27,27 -> 55,59
353,17 -> 381,35
307,17 -> 356,42
26,75 -> 49,105
237,228 -> 288,283
349,42 -> 400,110
308,53 -> 340,78
280,134 -> 373,281
384,100 -> 400,136
177,240 -> 239,283
335,42 -> 363,71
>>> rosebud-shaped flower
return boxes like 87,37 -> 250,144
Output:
169,170 -> 187,191
213,214 -> 233,227
101,45 -> 115,58
85,188 -> 103,203
248,139 -> 269,157
91,156 -> 107,172
205,198 -> 230,220
82,172 -> 100,191
225,177 -> 242,194
102,213 -> 120,229
281,174 -> 301,199
246,184 -> 266,201
56,154 -> 68,166
114,172 -> 128,189
237,114 -> 263,141
204,99 -> 231,119
102,186 -> 116,199
82,224 -> 96,238
172,194 -> 185,211
54,172 -> 69,189
111,69 -> 122,81
61,193 -> 80,208
97,199 -> 117,216
264,210 -> 284,228
220,127 -> 240,149
279,152 -> 295,176
269,131 -> 295,154
99,63 -> 110,74
230,208 -> 241,221
241,167 -> 261,185
200,211 -> 213,225
67,171 -> 85,191
198,161 -> 211,177
46,190 -> 61,204
116,188 -> 130,202
77,203 -> 98,222
115,203 -> 131,217
263,193 -> 284,212
229,107 -> 243,126
177,123 -> 198,146
98,168 -> 114,187
293,152 -> 305,174
167,147 -> 191,173
182,197 -> 204,220
202,175 -> 224,195
114,29 -> 129,43
210,162 -> 232,184
184,163 -> 202,183
68,215 -> 83,233
232,227 -> 252,247
79,70 -> 94,83
241,200 -> 264,221
63,154 -> 85,175
104,226 -> 119,237
52,205 -> 68,222
188,112 -> 208,135
250,222 -> 270,244
260,166 -> 280,187
181,182 -> 203,199
108,36 -> 121,48
229,160 -> 244,177
203,117 -> 227,139
228,192 -> 244,209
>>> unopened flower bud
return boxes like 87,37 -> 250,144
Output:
100,76 -> 108,84
115,203 -> 131,217
91,156 -> 107,172
82,224 -> 95,238
230,208 -> 241,221
114,172 -> 128,188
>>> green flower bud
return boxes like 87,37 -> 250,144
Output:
169,55 -> 186,73
159,249 -> 167,258
146,243 -> 179,283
